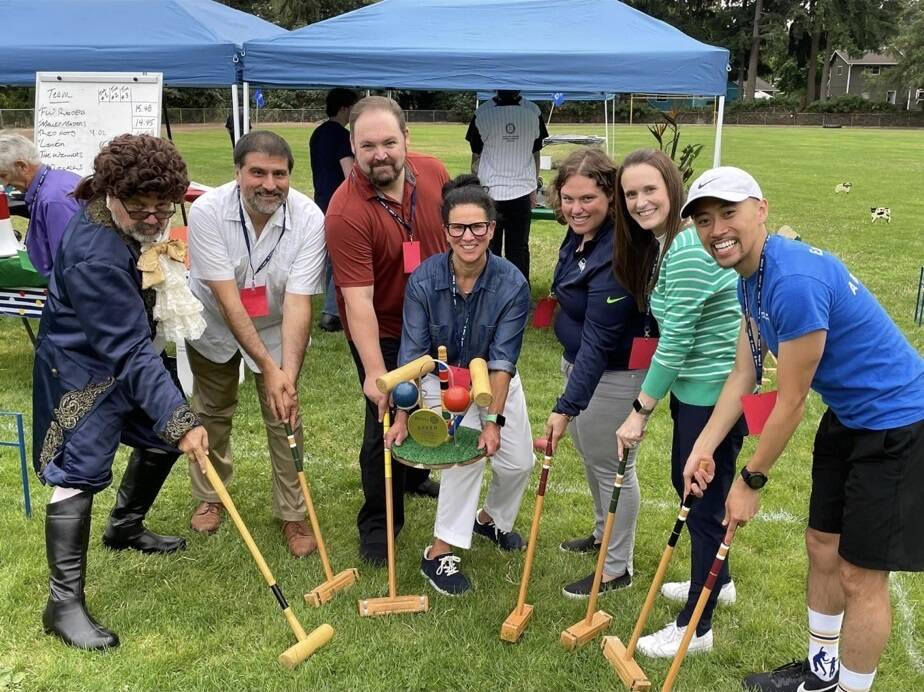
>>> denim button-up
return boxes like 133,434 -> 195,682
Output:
398,251 -> 530,374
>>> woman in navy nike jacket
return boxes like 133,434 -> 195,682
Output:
543,147 -> 648,598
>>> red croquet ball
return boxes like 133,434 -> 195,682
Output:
443,386 -> 470,413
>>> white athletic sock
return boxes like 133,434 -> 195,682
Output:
836,664 -> 876,691
808,608 -> 843,682
50,487 -> 84,504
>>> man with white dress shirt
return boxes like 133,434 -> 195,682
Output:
185,131 -> 326,557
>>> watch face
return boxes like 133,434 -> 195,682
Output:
743,469 -> 767,489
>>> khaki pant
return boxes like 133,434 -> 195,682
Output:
186,343 -> 305,521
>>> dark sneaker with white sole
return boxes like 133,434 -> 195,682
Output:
559,534 -> 600,554
420,548 -> 471,596
562,570 -> 631,598
742,659 -> 838,691
473,512 -> 524,551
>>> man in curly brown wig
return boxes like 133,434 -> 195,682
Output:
32,133 -> 209,651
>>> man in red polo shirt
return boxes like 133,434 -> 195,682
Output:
326,96 -> 450,566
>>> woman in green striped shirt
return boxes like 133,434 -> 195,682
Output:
612,149 -> 747,658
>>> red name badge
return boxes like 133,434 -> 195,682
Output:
532,295 -> 557,328
403,240 -> 421,274
240,285 -> 270,318
628,337 -> 659,370
448,365 -> 471,390
741,390 -> 778,436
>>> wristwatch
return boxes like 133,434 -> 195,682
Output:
740,467 -> 768,490
632,398 -> 655,416
484,413 -> 506,428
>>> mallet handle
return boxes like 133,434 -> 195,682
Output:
625,504 -> 692,658
662,527 -> 736,692
383,412 -> 397,599
197,451 -> 307,641
513,455 -> 551,613
584,449 -> 629,624
285,425 -> 335,581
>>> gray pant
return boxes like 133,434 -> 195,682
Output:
562,358 -> 644,578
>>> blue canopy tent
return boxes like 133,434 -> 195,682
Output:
0,0 -> 287,141
243,0 -> 730,163
0,0 -> 285,87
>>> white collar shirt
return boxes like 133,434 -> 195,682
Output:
187,180 -> 326,371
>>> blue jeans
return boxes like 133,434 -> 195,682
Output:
322,255 -> 339,318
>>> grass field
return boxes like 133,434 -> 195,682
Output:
1,123 -> 922,691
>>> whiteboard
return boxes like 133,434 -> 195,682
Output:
34,72 -> 163,176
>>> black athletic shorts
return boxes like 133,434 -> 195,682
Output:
809,409 -> 924,572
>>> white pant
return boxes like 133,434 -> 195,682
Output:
419,373 -> 535,549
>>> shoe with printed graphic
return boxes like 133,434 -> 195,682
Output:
742,659 -> 838,691
420,547 -> 471,596
661,579 -> 737,605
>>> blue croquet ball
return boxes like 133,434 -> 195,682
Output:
393,381 -> 419,410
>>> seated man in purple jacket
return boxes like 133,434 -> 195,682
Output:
0,133 -> 80,276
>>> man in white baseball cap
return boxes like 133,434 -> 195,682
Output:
680,166 -> 924,692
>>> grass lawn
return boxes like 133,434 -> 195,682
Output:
0,123 -> 922,691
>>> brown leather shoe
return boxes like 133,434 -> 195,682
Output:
282,520 -> 317,558
190,502 -> 223,534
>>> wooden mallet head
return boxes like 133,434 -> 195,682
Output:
278,623 -> 335,669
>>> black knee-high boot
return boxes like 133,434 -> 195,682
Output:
44,492 -> 120,650
102,448 -> 186,554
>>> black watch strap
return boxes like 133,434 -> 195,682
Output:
633,398 -> 655,416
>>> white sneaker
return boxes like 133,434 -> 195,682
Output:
660,579 -> 736,605
635,621 -> 713,658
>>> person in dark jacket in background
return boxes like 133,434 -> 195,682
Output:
543,147 -> 648,598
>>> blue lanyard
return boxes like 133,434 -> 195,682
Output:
740,237 -> 768,389
26,166 -> 51,234
237,188 -> 286,286
375,185 -> 417,240
449,253 -> 474,367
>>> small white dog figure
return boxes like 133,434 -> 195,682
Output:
834,182 -> 852,193
870,207 -> 891,223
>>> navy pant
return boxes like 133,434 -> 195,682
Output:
490,194 -> 532,284
669,394 -> 746,635
348,338 -> 429,549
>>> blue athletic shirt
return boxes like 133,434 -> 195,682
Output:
739,235 -> 924,430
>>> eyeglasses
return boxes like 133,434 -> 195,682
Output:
121,200 -> 176,221
444,222 -> 491,238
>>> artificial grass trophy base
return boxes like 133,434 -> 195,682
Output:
393,426 -> 485,469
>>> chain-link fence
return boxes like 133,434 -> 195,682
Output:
5,107 -> 924,130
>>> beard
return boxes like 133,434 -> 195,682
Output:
244,189 -> 286,216
127,220 -> 168,245
366,158 -> 403,190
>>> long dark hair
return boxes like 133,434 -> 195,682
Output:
548,147 -> 617,228
441,174 -> 496,222
612,149 -> 685,311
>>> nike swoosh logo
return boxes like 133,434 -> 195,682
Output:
697,177 -> 719,190
606,296 -> 627,304
796,682 -> 837,692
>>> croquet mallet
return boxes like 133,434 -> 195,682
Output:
357,411 -> 429,616
283,423 -> 359,607
560,448 -> 631,650
500,436 -> 554,642
602,494 -> 700,691
195,450 -> 333,669
661,524 -> 738,692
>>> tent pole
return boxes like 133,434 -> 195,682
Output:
160,100 -> 188,226
610,96 -> 616,158
243,82 -> 251,135
713,95 -> 725,167
547,103 -> 555,127
231,84 -> 241,144
603,98 -> 608,154
629,94 -> 634,127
